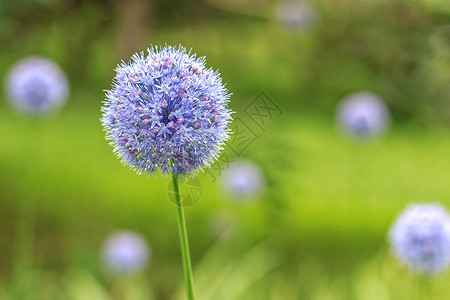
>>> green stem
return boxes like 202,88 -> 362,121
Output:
13,120 -> 41,298
418,275 -> 430,300
172,174 -> 196,300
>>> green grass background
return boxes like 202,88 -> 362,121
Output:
0,0 -> 449,298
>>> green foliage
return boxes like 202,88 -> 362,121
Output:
1,0 -> 450,298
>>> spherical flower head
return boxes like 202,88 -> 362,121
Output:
336,92 -> 390,139
101,45 -> 233,176
5,56 -> 69,116
221,159 -> 265,199
389,203 -> 450,275
101,230 -> 150,275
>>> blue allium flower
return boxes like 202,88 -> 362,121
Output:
336,92 -> 390,139
101,230 -> 150,275
389,203 -> 450,275
5,57 -> 69,115
221,159 -> 265,199
101,45 -> 233,176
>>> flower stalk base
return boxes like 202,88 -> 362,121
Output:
173,174 -> 196,300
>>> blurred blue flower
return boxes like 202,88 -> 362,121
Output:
101,230 -> 150,275
5,57 -> 69,115
101,45 -> 233,176
221,159 -> 265,199
336,92 -> 390,139
389,203 -> 450,275
274,1 -> 319,31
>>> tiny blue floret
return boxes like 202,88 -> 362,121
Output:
389,203 -> 450,275
101,46 -> 232,176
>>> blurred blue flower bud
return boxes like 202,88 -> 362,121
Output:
336,92 -> 390,139
101,230 -> 150,275
221,159 -> 265,199
389,203 -> 450,275
5,57 -> 69,116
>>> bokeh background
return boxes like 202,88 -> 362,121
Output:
0,0 -> 450,299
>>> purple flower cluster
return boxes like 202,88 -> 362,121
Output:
5,57 -> 69,115
389,203 -> 450,274
101,46 -> 232,176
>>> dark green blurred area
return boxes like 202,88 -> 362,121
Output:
1,0 -> 449,122
0,0 -> 450,299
